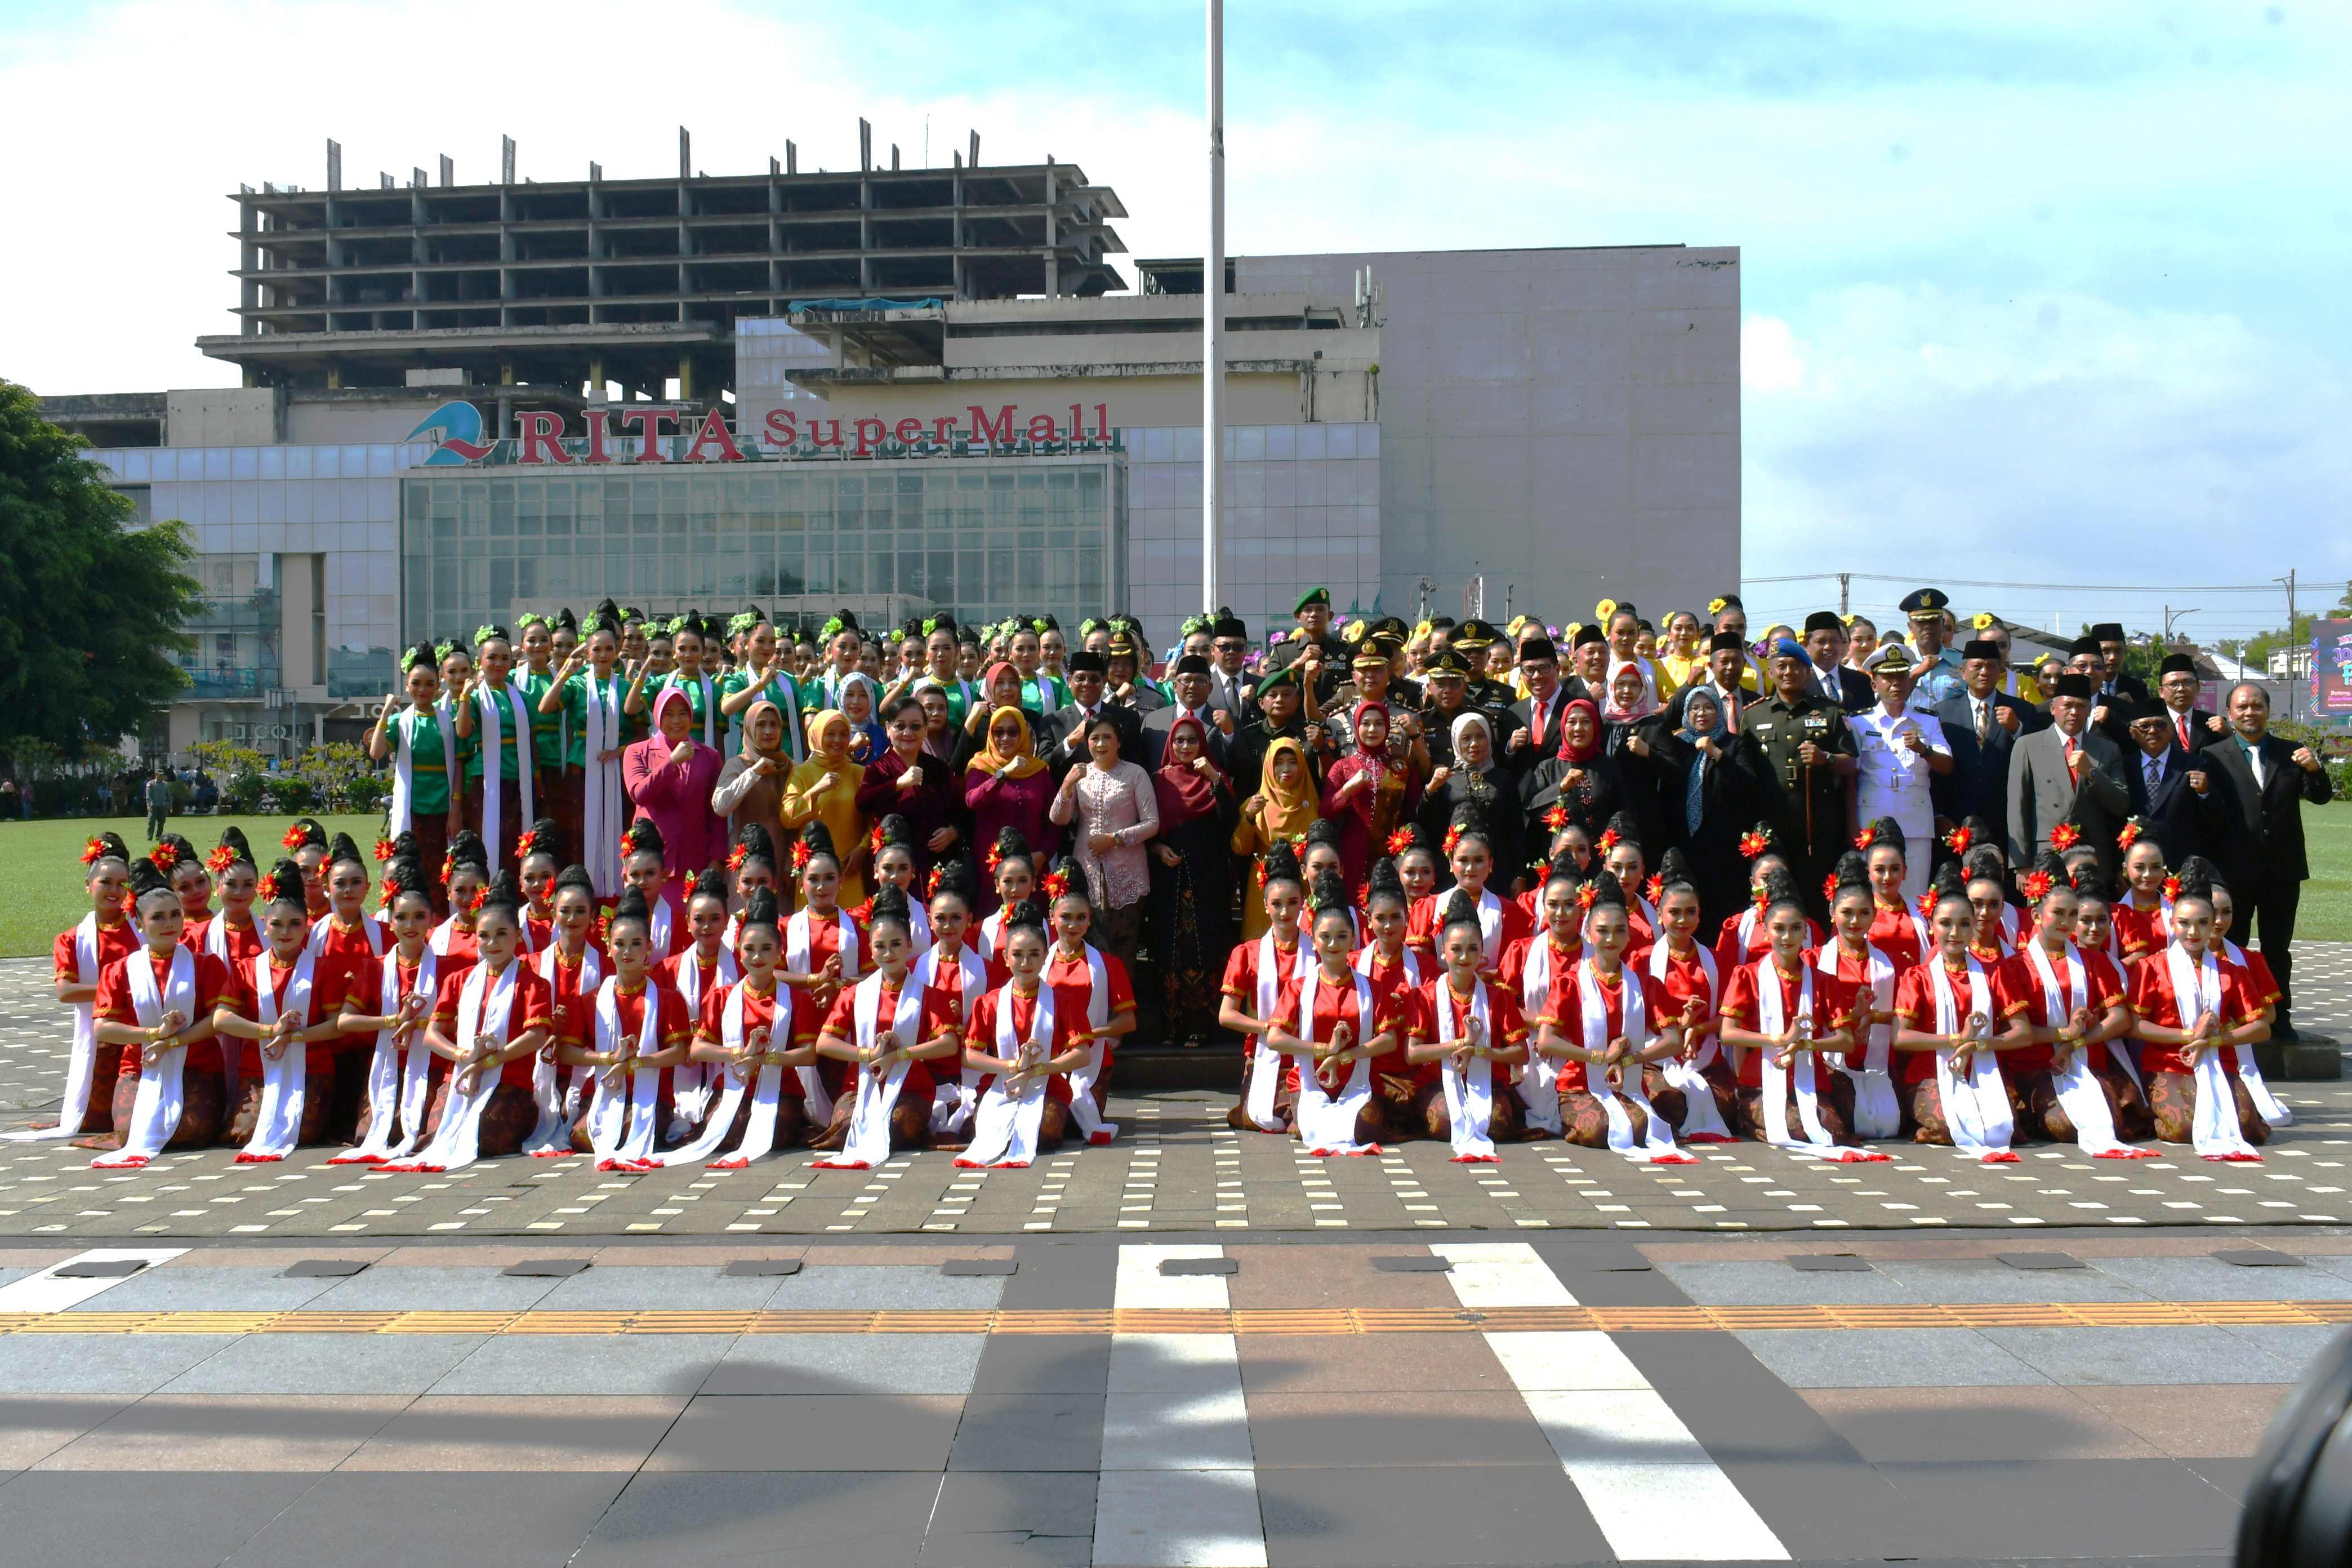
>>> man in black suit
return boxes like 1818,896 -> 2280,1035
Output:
2006,671 -> 2132,885
1803,611 -> 1873,715
1140,654 -> 1232,771
2122,698 -> 2217,870
1668,631 -> 1759,732
1508,635 -> 1570,772
2198,681 -> 2336,1039
2153,652 -> 2222,753
1204,612 -> 1256,724
1931,638 -> 2046,850
2092,621 -> 2152,706
1043,649 -> 1144,781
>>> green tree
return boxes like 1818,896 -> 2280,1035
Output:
0,380 -> 203,761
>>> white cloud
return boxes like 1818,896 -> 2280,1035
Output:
1741,284 -> 2352,634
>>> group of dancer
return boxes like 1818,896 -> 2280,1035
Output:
20,582 -> 2321,1172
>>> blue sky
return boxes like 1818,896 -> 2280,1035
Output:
3,0 -> 2345,638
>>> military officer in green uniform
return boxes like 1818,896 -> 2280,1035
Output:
1259,587 -> 1347,707
1738,635 -> 1859,916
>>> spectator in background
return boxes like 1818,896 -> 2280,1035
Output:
142,769 -> 172,842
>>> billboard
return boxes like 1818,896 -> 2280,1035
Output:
2313,618 -> 2352,719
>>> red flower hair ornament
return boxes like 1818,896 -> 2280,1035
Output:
2050,822 -> 2081,851
80,836 -> 107,866
1737,826 -> 1773,859
1943,825 -> 1973,856
280,825 -> 306,850
373,837 -> 398,863
1385,827 -> 1416,856
206,844 -> 236,875
2022,869 -> 2053,903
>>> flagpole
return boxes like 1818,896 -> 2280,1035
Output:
1202,0 -> 1225,616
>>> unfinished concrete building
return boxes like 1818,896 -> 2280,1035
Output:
197,130 -> 1128,411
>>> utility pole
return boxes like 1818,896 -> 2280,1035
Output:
1838,573 -> 1850,616
1201,0 -> 1224,616
2284,568 -> 2298,719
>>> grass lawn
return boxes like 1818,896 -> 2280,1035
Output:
2302,801 -> 2352,943
0,813 -> 382,959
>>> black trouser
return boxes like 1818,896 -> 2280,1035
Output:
2244,875 -> 2303,1035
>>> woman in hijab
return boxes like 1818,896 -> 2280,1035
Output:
711,697 -> 792,862
835,672 -> 887,765
1147,715 -> 1238,1048
622,685 -> 726,910
1231,734 -> 1320,940
781,709 -> 871,908
961,662 -> 1029,743
1318,701 -> 1422,891
965,705 -> 1059,901
1597,661 -> 1673,862
1648,685 -> 1754,933
1521,697 -> 1627,858
1420,710 -> 1526,897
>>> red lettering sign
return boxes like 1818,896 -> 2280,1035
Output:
518,411 -> 572,465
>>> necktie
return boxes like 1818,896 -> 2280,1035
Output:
1531,697 -> 1548,750
1975,699 -> 1990,742
2064,738 -> 2081,783
2176,712 -> 2191,751
2146,756 -> 2161,793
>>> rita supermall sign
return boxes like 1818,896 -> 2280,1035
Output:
407,400 -> 1123,467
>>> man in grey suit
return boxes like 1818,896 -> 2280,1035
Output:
2006,671 -> 2131,885
1931,638 -> 2046,851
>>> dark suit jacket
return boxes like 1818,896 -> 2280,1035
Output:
1139,704 -> 1232,772
1810,662 -> 1872,715
1511,688 -> 1572,757
1931,692 -> 2041,842
2123,744 -> 2218,871
2198,732 -> 2335,887
1041,701 -> 1145,779
1204,670 -> 1256,725
2005,723 -> 2131,880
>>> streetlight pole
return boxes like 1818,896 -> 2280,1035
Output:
1202,0 -> 1224,616
2163,605 -> 2200,644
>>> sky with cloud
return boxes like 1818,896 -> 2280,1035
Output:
3,0 -> 2345,639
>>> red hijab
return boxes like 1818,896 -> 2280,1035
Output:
1152,716 -> 1220,830
1557,697 -> 1602,764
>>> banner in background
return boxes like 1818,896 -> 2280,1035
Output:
2312,619 -> 2352,718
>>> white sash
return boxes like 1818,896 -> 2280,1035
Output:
13,915 -> 105,1140
975,911 -> 1006,966
1438,981 -> 1498,1161
579,672 -> 627,897
1244,929 -> 1299,1132
307,912 -> 387,960
1470,887 -> 1505,963
1820,942 -> 1901,1139
667,944 -> 739,1127
1579,961 -> 1691,1163
336,947 -> 440,1163
235,947 -> 317,1161
958,984 -> 1058,1168
1058,943 -> 1118,1143
813,972 -> 924,1168
2220,938 -> 2292,1127
1650,941 -> 1731,1140
473,683 -> 537,859
1516,938 -> 1568,1135
786,908 -> 859,1117
91,947 -> 197,1168
1353,944 -> 1421,988
2165,943 -> 2262,1161
585,978 -> 665,1169
2023,940 -> 2141,1159
389,959 -> 520,1173
523,944 -> 599,1153
1930,956 -> 2015,1161
388,706 -> 458,835
1294,970 -> 1379,1156
911,942 -> 987,1135
678,981 -> 792,1169
1756,959 -> 1868,1159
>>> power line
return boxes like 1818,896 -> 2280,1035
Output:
1743,572 -> 2286,594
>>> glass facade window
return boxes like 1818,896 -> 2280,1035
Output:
400,453 -> 1125,647
180,553 -> 281,700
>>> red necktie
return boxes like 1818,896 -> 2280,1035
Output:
2176,713 -> 2191,751
1532,698 -> 1548,750
2064,739 -> 2081,782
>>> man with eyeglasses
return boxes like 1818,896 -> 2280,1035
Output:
2155,652 -> 2222,751
1204,611 -> 1255,726
1898,587 -> 1966,716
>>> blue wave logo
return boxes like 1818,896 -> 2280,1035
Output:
407,400 -> 494,466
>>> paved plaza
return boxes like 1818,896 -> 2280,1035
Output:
2,951 -> 2349,1565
